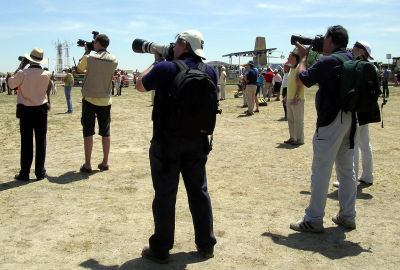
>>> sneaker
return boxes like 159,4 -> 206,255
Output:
141,247 -> 169,264
196,245 -> 214,259
284,138 -> 295,144
333,181 -> 340,188
36,173 -> 48,181
332,215 -> 356,230
290,218 -> 324,233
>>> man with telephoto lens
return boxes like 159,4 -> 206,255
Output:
136,30 -> 217,264
290,25 -> 357,232
77,34 -> 118,173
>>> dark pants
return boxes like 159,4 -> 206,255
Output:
148,135 -> 216,257
382,81 -> 389,97
18,104 -> 48,178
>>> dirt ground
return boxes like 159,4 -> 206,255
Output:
0,83 -> 399,270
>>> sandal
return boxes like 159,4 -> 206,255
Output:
98,163 -> 109,171
80,165 -> 92,173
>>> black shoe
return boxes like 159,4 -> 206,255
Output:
196,245 -> 214,259
36,173 -> 48,181
15,174 -> 29,181
141,247 -> 169,264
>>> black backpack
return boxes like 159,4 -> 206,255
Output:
161,60 -> 221,137
331,54 -> 382,113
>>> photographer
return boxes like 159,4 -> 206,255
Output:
289,25 -> 357,232
136,30 -> 217,263
8,48 -> 51,181
333,41 -> 379,188
77,34 -> 118,172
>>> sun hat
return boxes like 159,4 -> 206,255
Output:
177,30 -> 206,59
24,48 -> 48,65
354,41 -> 374,60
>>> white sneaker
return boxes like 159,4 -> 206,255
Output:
332,215 -> 356,229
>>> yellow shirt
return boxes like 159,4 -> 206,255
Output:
287,66 -> 304,100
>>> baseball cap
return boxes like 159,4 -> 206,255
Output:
177,30 -> 206,59
354,41 -> 374,60
247,60 -> 255,66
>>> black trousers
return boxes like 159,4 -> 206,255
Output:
148,135 -> 216,257
382,81 -> 389,97
18,104 -> 48,178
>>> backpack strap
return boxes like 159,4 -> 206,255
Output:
331,53 -> 347,63
197,62 -> 207,72
173,59 -> 188,72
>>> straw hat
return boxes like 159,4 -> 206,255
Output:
24,48 -> 48,65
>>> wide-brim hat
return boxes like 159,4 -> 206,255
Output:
177,30 -> 206,59
24,48 -> 47,65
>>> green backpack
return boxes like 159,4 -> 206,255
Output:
332,54 -> 382,113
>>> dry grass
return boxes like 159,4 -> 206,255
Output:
0,84 -> 399,270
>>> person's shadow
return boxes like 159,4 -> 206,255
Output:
48,170 -> 100,185
262,228 -> 371,259
0,179 -> 30,192
80,251 -> 209,270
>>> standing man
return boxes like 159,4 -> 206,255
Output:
284,48 -> 305,146
219,66 -> 227,100
263,67 -> 274,101
77,34 -> 118,172
8,48 -> 51,181
290,25 -> 357,232
382,66 -> 390,98
136,30 -> 217,264
243,61 -> 258,116
333,41 -> 380,188
64,68 -> 74,113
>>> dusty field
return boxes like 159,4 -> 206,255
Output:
0,83 -> 399,270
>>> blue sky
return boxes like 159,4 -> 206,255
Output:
1,0 -> 399,73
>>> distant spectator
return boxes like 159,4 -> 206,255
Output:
64,69 -> 74,113
382,66 -> 390,98
263,67 -> 274,101
219,66 -> 226,100
281,63 -> 290,120
272,69 -> 282,101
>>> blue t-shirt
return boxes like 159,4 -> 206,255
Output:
245,67 -> 258,85
142,56 -> 218,123
299,49 -> 353,127
382,70 -> 389,82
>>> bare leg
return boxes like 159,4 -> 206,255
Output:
83,136 -> 93,169
101,136 -> 110,166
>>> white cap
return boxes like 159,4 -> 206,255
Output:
177,30 -> 206,59
355,41 -> 373,60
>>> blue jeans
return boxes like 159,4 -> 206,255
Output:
148,135 -> 216,257
64,86 -> 73,112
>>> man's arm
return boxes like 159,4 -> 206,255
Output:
137,47 -> 163,92
136,63 -> 156,92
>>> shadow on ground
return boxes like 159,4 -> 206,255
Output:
262,228 -> 372,259
47,170 -> 99,184
80,251 -> 208,270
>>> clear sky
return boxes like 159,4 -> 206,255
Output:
1,0 -> 399,73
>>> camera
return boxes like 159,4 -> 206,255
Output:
132,39 -> 174,61
291,35 -> 324,53
77,31 -> 99,51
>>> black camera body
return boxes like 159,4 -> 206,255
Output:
77,31 -> 99,51
132,39 -> 175,61
291,35 -> 324,53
